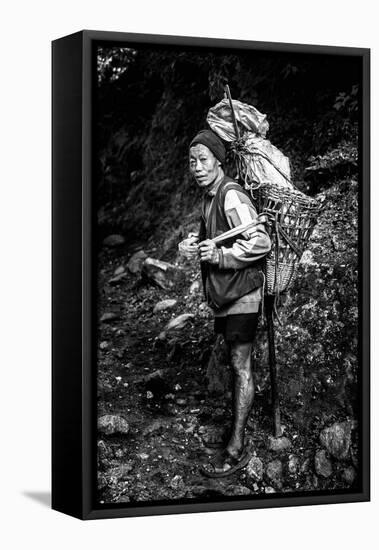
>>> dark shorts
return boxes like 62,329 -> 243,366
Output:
214,312 -> 260,343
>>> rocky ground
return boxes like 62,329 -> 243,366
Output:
96,180 -> 360,505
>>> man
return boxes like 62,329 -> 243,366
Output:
179,129 -> 271,478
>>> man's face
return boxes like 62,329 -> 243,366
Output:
189,144 -> 221,189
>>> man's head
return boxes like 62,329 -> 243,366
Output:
189,130 -> 225,190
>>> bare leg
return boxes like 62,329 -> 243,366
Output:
226,341 -> 254,458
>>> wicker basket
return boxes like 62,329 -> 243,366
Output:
250,182 -> 323,296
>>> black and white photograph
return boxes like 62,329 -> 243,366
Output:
95,39 -> 366,507
3,0 -> 379,543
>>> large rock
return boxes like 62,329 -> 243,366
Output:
153,299 -> 177,313
103,234 -> 125,247
314,449 -> 332,478
165,313 -> 194,331
98,414 -> 129,435
127,250 -> 147,274
320,421 -> 352,459
142,257 -> 178,289
267,436 -> 292,452
246,457 -> 264,481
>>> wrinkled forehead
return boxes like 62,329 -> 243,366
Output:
189,143 -> 214,159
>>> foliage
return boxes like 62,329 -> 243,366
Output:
95,46 -> 360,244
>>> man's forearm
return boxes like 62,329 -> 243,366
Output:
218,188 -> 271,270
218,229 -> 271,269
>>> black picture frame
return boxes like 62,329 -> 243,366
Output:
52,30 -> 370,520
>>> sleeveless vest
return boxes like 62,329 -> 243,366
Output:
199,176 -> 264,311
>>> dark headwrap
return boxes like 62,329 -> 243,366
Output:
189,129 -> 226,164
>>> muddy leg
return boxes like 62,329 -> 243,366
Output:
226,341 -> 254,458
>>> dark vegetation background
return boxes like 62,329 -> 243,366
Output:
96,44 -> 360,505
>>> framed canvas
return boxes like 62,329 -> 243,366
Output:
52,30 -> 370,520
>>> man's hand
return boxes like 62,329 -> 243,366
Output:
199,239 -> 220,264
178,233 -> 199,259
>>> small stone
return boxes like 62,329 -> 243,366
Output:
174,384 -> 182,391
109,273 -> 127,285
164,393 -> 175,400
246,457 -> 264,481
142,257 -> 178,289
170,475 -> 184,490
97,440 -> 112,460
117,495 -> 130,503
267,436 -> 292,452
144,369 -> 165,383
265,486 -> 276,494
165,314 -> 194,332
176,398 -> 187,406
189,280 -> 201,294
138,453 -> 149,460
103,234 -> 125,247
114,448 -> 124,459
198,302 -> 212,318
114,266 -> 125,275
314,449 -> 333,478
100,312 -> 119,323
153,299 -> 178,313
288,455 -> 300,475
252,483 -> 259,492
146,391 -> 154,399
98,414 -> 129,435
320,421 -> 352,460
99,341 -> 108,350
266,460 -> 283,487
342,466 -> 356,485
127,250 -> 147,274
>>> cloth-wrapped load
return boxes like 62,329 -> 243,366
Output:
207,98 -> 292,190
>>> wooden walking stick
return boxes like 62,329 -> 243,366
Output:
265,295 -> 282,437
223,84 -> 282,437
224,84 -> 240,141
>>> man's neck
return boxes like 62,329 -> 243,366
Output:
204,170 -> 225,197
